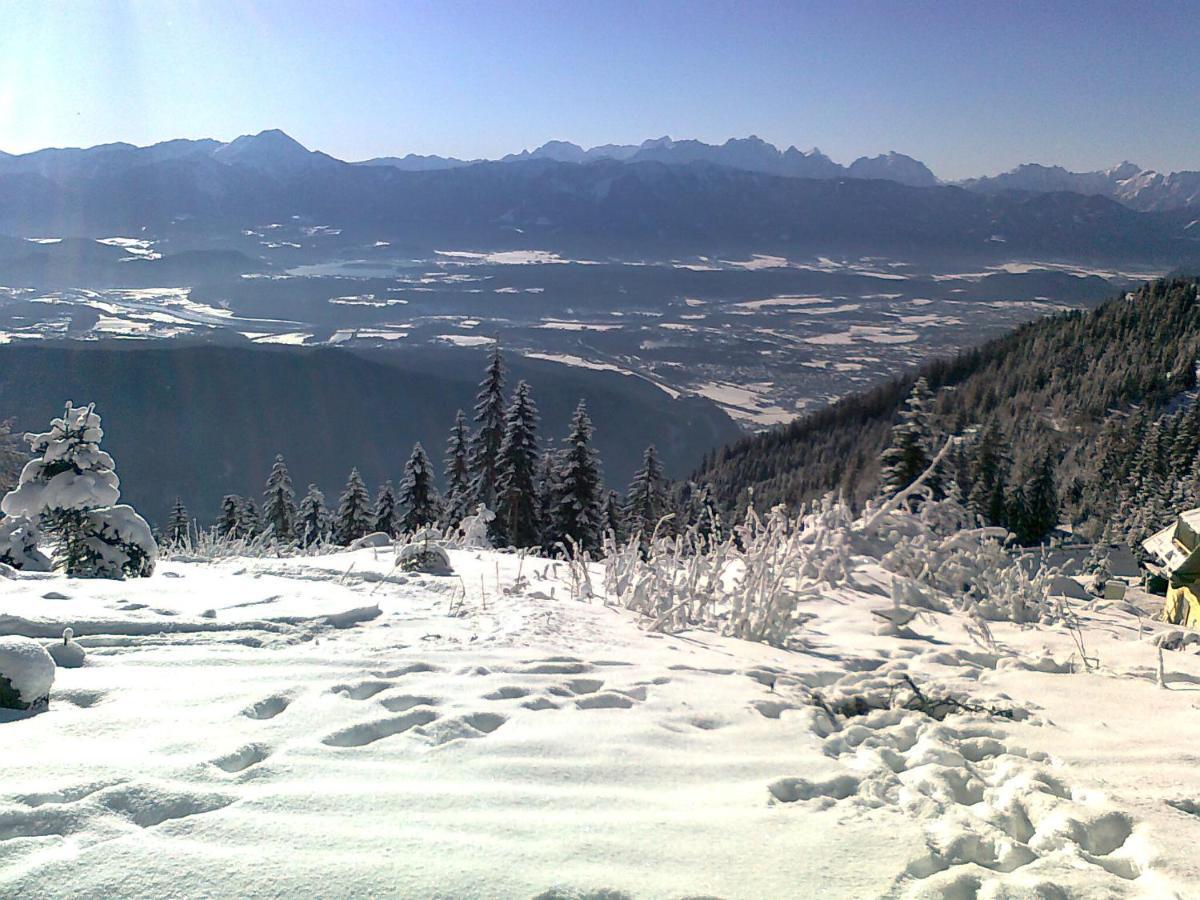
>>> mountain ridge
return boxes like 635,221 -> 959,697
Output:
4,129 -> 1197,209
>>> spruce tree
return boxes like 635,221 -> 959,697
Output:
399,443 -> 440,534
468,344 -> 506,509
262,454 -> 296,541
297,484 -> 327,546
600,489 -> 625,545
168,497 -> 190,546
442,409 -> 472,527
373,481 -> 399,536
334,468 -> 371,545
625,445 -> 667,540
218,495 -> 241,536
238,497 -> 262,538
1008,450 -> 1059,545
879,377 -> 938,499
967,422 -> 1010,526
549,400 -> 603,553
494,380 -> 540,547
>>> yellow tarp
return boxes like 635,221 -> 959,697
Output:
1164,583 -> 1200,629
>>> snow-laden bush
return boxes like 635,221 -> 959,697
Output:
162,526 -> 338,562
395,528 -> 452,574
0,636 -> 55,711
446,504 -> 494,550
600,479 -> 1059,648
602,496 -> 859,646
0,403 -> 156,578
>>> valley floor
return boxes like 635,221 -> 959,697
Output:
1,547 -> 1199,898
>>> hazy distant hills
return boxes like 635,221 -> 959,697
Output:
0,129 -> 1195,267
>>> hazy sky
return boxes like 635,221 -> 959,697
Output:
2,0 -> 1197,179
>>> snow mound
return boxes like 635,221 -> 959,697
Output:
0,636 -> 56,709
45,627 -> 86,668
348,531 -> 392,550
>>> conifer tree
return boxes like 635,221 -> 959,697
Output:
549,400 -> 603,553
879,377 -> 938,499
967,422 -> 1010,526
218,495 -> 241,536
0,403 -> 156,577
494,380 -> 540,547
334,468 -> 371,545
399,443 -> 441,534
625,445 -> 667,540
238,497 -> 262,538
1008,450 -> 1059,545
468,344 -> 506,509
262,454 -> 296,541
297,484 -> 328,546
168,497 -> 190,546
600,490 -> 626,545
692,482 -> 722,545
373,481 -> 399,536
535,449 -> 556,549
442,409 -> 472,527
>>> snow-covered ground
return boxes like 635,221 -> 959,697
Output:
2,543 -> 1200,898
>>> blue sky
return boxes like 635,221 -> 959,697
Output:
2,0 -> 1196,179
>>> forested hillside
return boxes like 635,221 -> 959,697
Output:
695,278 -> 1200,542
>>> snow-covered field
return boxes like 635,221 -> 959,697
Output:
3,535 -> 1200,898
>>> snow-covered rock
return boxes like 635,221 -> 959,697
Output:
348,531 -> 392,551
45,627 -> 86,668
0,636 -> 55,710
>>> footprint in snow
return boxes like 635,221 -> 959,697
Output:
768,696 -> 1152,891
210,743 -> 272,774
242,693 -> 292,720
330,680 -> 393,700
322,709 -> 440,747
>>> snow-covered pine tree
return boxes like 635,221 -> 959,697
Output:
0,402 -> 156,578
334,468 -> 372,545
625,444 -> 667,540
442,409 -> 472,528
218,495 -> 241,536
373,481 -> 398,536
238,497 -> 262,538
692,482 -> 722,545
494,380 -> 540,548
467,344 -> 506,509
296,484 -> 328,546
600,489 -> 625,545
879,377 -> 940,501
399,443 -> 440,534
549,400 -> 602,553
168,497 -> 190,546
262,454 -> 296,541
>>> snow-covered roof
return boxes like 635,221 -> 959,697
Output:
1142,507 -> 1200,578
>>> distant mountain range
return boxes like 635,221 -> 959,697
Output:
356,135 -> 939,187
353,135 -> 1200,210
4,130 -> 1197,211
0,130 -> 1197,266
958,162 -> 1200,212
